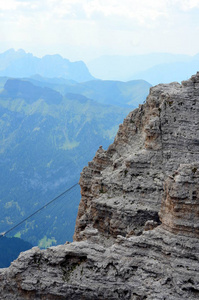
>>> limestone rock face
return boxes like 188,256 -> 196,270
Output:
160,162 -> 199,237
74,72 -> 199,242
1,226 -> 199,299
1,73 -> 199,299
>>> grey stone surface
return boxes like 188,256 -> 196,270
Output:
74,73 -> 199,242
1,227 -> 199,299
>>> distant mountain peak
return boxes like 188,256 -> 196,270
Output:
16,48 -> 26,54
0,49 -> 94,82
42,53 -> 67,62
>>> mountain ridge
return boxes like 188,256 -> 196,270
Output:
87,52 -> 199,84
0,49 -> 94,82
0,75 -> 151,108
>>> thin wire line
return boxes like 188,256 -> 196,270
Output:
3,135 -> 107,214
0,182 -> 79,238
0,137 -> 112,238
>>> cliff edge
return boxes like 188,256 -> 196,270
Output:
1,73 -> 199,299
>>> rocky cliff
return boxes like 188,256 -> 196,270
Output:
74,72 -> 199,242
1,73 -> 199,299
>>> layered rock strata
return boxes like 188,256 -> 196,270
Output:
74,72 -> 199,242
1,73 -> 199,299
1,215 -> 199,299
160,162 -> 199,237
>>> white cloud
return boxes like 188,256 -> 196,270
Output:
0,0 -> 168,24
84,0 -> 167,21
0,0 -> 28,10
0,0 -> 199,61
174,0 -> 199,11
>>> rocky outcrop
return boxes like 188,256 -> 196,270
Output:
1,220 -> 199,299
1,73 -> 199,299
74,72 -> 199,242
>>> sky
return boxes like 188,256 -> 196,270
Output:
0,0 -> 199,62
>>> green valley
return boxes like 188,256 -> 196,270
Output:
0,78 -> 138,247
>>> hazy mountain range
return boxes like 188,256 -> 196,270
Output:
1,49 -> 198,86
27,76 -> 151,108
0,49 -> 94,82
87,53 -> 199,85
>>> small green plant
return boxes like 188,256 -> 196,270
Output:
192,167 -> 197,174
124,169 -> 128,177
99,189 -> 106,194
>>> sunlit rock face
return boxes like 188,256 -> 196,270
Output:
160,162 -> 199,237
1,73 -> 199,299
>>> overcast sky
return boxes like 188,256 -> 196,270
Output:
0,0 -> 199,62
